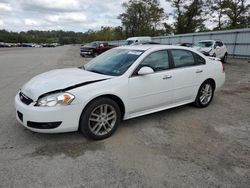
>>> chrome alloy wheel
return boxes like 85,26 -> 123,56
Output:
88,104 -> 117,136
200,84 -> 213,105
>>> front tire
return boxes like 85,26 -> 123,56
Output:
194,81 -> 214,108
79,97 -> 121,140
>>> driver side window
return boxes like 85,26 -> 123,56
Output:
140,50 -> 169,72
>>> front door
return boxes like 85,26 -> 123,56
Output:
128,50 -> 174,114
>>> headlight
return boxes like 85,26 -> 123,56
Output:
37,92 -> 75,107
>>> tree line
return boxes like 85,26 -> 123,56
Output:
0,0 -> 249,44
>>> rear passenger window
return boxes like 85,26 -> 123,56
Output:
193,53 -> 206,65
171,50 -> 195,68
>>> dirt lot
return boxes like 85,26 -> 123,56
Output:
0,46 -> 249,188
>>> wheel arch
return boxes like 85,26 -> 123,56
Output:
203,78 -> 216,90
81,94 -> 126,120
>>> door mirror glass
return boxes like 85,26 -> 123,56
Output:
138,66 -> 154,75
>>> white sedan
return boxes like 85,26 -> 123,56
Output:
15,45 -> 225,140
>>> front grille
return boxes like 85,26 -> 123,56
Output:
19,92 -> 33,105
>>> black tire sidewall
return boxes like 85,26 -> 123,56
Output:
195,81 -> 214,108
222,53 -> 227,63
79,97 -> 121,140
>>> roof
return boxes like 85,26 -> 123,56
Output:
116,45 -> 193,51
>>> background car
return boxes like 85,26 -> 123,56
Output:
0,42 -> 11,47
125,36 -> 152,45
80,41 -> 117,57
192,40 -> 228,63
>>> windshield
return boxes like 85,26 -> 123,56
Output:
193,41 -> 213,48
125,40 -> 135,45
85,42 -> 98,47
84,49 -> 144,76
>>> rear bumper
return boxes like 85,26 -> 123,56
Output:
15,94 -> 83,133
215,73 -> 225,91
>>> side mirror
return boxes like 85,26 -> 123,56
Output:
138,66 -> 154,75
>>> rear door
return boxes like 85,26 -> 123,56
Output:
169,49 -> 206,104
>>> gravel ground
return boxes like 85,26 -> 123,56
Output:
0,46 -> 249,188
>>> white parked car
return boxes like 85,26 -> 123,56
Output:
192,40 -> 228,63
15,45 -> 225,140
125,36 -> 152,45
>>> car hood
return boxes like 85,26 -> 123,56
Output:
193,46 -> 212,52
81,46 -> 94,51
21,68 -> 112,100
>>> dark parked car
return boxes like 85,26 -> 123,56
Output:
0,42 -> 11,47
21,43 -> 34,47
80,41 -> 117,57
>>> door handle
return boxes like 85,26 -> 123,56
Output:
196,69 -> 203,73
162,75 -> 172,80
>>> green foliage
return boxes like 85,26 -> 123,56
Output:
223,0 -> 250,29
166,0 -> 209,34
167,0 -> 249,33
210,0 -> 227,30
0,27 -> 126,44
210,0 -> 250,30
119,0 -> 167,37
0,30 -> 87,44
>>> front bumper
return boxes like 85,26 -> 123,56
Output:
80,51 -> 93,56
15,94 -> 83,133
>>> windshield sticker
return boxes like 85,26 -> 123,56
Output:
128,51 -> 142,55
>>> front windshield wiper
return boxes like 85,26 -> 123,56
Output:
88,69 -> 105,75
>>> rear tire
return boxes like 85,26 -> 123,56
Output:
79,97 -> 121,140
194,81 -> 214,108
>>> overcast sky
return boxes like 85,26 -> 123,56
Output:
0,0 -> 249,32
0,0 -> 173,32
